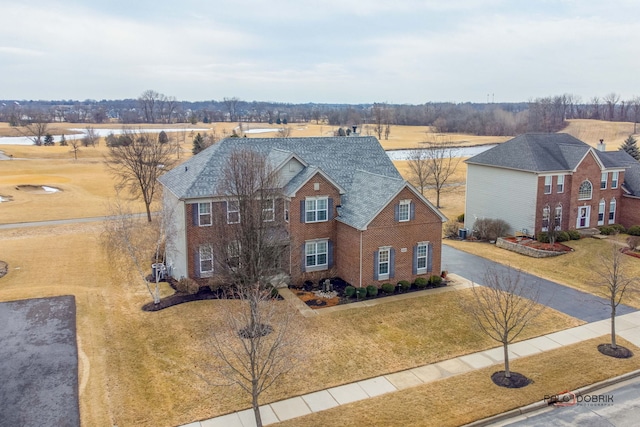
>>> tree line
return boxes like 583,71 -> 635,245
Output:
4,91 -> 640,136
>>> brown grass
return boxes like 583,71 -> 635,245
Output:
562,119 -> 638,148
0,222 -> 581,427
278,336 -> 640,427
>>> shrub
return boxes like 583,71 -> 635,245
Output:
344,285 -> 356,298
627,236 -> 640,251
628,225 -> 640,236
568,229 -> 581,240
397,280 -> 411,291
556,231 -> 570,242
443,220 -> 460,238
366,285 -> 378,297
472,218 -> 511,241
610,224 -> 627,234
269,286 -> 279,298
457,213 -> 465,223
381,283 -> 395,294
536,231 -> 550,243
177,277 -> 199,295
428,275 -> 443,287
599,225 -> 614,235
414,277 -> 428,288
356,287 -> 368,299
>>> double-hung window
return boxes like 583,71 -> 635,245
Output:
199,245 -> 213,275
227,200 -> 240,224
284,200 -> 290,223
554,205 -> 562,230
556,175 -> 564,193
378,247 -> 390,280
416,243 -> 428,274
305,240 -> 328,270
198,202 -> 212,226
398,200 -> 411,222
612,171 -> 619,189
601,172 -> 607,190
609,198 -> 616,224
541,206 -> 550,231
598,199 -> 606,225
262,198 -> 274,222
305,197 -> 328,223
544,176 -> 552,194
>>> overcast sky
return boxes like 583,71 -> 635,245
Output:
2,0 -> 639,104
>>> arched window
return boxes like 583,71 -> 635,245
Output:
609,198 -> 616,224
541,205 -> 550,231
554,204 -> 562,230
578,180 -> 592,200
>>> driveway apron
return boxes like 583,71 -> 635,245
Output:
442,245 -> 637,323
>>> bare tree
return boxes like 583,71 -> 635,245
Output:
408,133 -> 460,208
102,196 -> 173,304
106,129 -> 176,222
82,126 -> 99,147
210,284 -> 303,427
19,111 -> 50,145
630,97 -> 640,133
205,149 -> 300,427
466,266 -> 545,384
69,139 -> 81,160
276,126 -> 292,138
604,93 -> 621,121
593,238 -> 637,356
224,97 -> 242,122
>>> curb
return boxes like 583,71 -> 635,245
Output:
463,368 -> 640,426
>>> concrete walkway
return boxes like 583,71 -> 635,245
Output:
179,277 -> 640,427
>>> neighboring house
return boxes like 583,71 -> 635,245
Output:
158,136 -> 447,287
464,133 -> 640,236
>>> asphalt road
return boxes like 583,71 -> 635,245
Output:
500,375 -> 640,426
0,296 -> 80,427
442,245 -> 637,323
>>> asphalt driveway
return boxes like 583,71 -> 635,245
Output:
0,295 -> 80,427
442,245 -> 637,323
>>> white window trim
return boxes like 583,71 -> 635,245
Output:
601,172 -> 608,190
554,205 -> 562,230
227,200 -> 240,224
305,239 -> 328,272
578,180 -> 593,200
284,200 -> 290,223
378,246 -> 391,281
609,198 -> 616,224
398,199 -> 411,222
416,242 -> 429,275
557,175 -> 564,193
198,202 -> 212,226
262,198 -> 274,222
544,176 -> 552,194
598,199 -> 606,226
541,205 -> 550,232
612,171 -> 619,189
199,244 -> 213,276
305,196 -> 328,223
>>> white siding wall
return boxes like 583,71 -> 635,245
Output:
465,165 -> 538,236
163,191 -> 187,279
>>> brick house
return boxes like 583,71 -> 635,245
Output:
158,136 -> 447,287
464,133 -> 640,236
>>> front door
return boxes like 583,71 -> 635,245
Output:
577,206 -> 590,228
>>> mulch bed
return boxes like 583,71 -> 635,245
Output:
491,371 -> 533,388
621,248 -> 640,259
597,343 -> 634,358
503,237 -> 573,253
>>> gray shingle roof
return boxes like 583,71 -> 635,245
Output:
158,136 -> 424,229
466,133 -> 590,172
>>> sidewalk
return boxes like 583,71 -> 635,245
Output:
180,277 -> 640,427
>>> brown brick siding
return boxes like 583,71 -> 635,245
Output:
619,195 -> 640,228
534,153 -> 625,234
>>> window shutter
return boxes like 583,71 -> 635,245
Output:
410,202 -> 415,220
427,243 -> 433,272
394,204 -> 399,222
192,204 -> 199,226
328,240 -> 334,268
300,200 -> 305,223
193,248 -> 200,278
328,197 -> 334,220
412,245 -> 418,275
389,248 -> 395,279
301,244 -> 306,272
373,251 -> 379,281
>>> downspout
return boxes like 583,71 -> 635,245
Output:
359,230 -> 363,288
